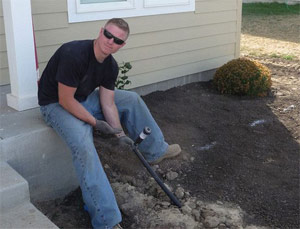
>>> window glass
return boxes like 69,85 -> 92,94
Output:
80,0 -> 126,3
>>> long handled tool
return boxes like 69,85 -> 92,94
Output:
132,127 -> 182,208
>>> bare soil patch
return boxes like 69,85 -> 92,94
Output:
35,13 -> 300,229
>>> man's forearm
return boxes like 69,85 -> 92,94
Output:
58,82 -> 96,126
101,103 -> 125,137
60,98 -> 96,126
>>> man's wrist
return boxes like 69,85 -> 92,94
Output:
93,118 -> 97,127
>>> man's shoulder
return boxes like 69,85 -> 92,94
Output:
59,40 -> 93,55
57,40 -> 93,62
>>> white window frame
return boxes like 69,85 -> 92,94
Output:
67,0 -> 195,23
76,0 -> 134,13
144,0 -> 190,8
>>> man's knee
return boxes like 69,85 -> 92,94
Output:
116,90 -> 141,105
128,91 -> 140,102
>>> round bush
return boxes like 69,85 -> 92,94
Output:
213,58 -> 272,97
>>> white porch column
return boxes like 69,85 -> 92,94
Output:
2,0 -> 38,111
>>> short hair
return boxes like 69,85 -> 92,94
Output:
105,18 -> 130,37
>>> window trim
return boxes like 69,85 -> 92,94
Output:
144,0 -> 190,8
67,0 -> 195,23
76,0 -> 135,13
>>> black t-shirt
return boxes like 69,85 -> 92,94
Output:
38,40 -> 118,106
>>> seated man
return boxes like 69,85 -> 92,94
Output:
38,18 -> 181,229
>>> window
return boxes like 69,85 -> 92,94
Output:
81,0 -> 126,3
75,0 -> 134,14
67,0 -> 195,23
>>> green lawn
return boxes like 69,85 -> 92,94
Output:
242,2 -> 300,15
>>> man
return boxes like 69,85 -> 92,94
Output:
38,18 -> 181,229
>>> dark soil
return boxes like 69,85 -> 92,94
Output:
142,58 -> 299,228
35,55 -> 299,228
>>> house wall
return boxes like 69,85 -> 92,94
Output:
0,0 -> 242,89
0,1 -> 9,85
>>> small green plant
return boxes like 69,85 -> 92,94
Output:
270,53 -> 281,58
116,62 -> 132,90
213,58 -> 272,97
270,53 -> 296,60
282,54 -> 296,61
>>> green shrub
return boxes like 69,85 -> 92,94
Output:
213,58 -> 272,97
116,62 -> 132,90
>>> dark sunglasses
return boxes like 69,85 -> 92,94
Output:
103,29 -> 125,45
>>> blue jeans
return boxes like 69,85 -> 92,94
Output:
40,89 -> 168,229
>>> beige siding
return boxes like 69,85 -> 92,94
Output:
236,0 -> 243,58
31,0 -> 67,14
0,68 -> 9,85
0,17 -> 4,34
128,44 -> 235,84
1,0 -> 242,88
0,35 -> 6,51
0,0 -> 9,85
131,55 -> 234,88
0,51 -> 7,68
33,13 -> 68,31
196,0 -> 238,13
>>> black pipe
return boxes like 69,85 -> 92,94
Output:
132,127 -> 182,208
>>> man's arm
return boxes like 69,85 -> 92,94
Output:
58,82 -> 97,126
99,86 -> 125,137
58,83 -> 121,135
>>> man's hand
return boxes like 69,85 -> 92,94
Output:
95,120 -> 122,135
118,135 -> 134,147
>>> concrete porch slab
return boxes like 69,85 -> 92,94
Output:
0,202 -> 59,229
0,161 -> 58,228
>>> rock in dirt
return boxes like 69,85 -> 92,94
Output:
109,175 -> 247,229
201,202 -> 244,228
166,171 -> 179,181
181,204 -> 193,215
175,187 -> 185,199
112,182 -> 155,215
146,208 -> 200,229
111,181 -> 200,228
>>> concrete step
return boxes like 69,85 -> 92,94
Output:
0,85 -> 78,202
0,161 -> 58,228
0,161 -> 30,212
0,202 -> 58,229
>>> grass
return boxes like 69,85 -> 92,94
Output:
270,53 -> 297,60
241,46 -> 298,60
242,2 -> 300,15
245,52 -> 297,60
